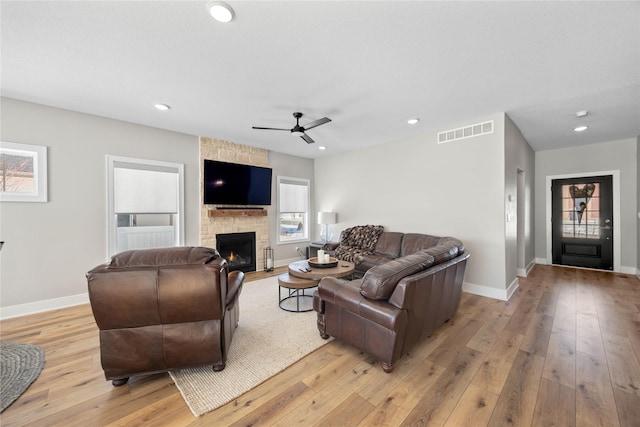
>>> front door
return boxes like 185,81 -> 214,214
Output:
551,175 -> 613,270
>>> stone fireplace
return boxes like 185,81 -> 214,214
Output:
200,137 -> 270,272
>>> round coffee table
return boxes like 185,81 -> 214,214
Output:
277,259 -> 355,312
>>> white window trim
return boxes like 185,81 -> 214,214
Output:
0,141 -> 48,202
106,155 -> 185,259
277,175 -> 310,245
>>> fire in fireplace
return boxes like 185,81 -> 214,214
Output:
216,232 -> 256,273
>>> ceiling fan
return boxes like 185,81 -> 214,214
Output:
252,112 -> 331,144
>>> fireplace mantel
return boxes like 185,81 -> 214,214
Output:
208,209 -> 267,218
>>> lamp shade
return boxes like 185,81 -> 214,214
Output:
318,212 -> 337,225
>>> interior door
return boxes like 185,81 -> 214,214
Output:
551,175 -> 613,270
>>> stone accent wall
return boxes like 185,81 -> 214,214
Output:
200,137 -> 270,271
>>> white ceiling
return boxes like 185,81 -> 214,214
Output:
2,1 -> 639,159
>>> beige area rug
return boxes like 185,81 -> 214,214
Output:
169,276 -> 330,417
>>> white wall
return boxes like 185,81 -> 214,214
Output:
314,113 -> 509,294
267,151 -> 315,264
0,98 -> 200,317
534,138 -> 638,272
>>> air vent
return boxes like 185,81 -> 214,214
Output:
437,120 -> 494,144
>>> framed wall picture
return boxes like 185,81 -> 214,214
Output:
0,141 -> 48,202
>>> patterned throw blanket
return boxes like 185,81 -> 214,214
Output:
334,225 -> 384,263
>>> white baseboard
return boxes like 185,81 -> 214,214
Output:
0,293 -> 89,320
275,256 -> 304,268
462,277 -> 518,302
506,277 -> 519,300
620,265 -> 636,275
526,260 -> 536,275
535,257 -> 548,265
517,260 -> 536,277
253,257 -> 304,273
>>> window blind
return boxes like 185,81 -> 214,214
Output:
279,180 -> 308,213
114,167 -> 178,214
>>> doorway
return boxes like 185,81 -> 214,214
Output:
551,175 -> 613,270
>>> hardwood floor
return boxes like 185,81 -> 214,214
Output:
1,265 -> 639,426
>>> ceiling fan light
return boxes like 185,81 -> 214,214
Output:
208,2 -> 234,23
291,130 -> 304,137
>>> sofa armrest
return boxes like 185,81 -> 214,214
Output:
323,242 -> 340,251
360,252 -> 434,301
317,277 -> 404,331
226,270 -> 244,307
389,252 -> 470,309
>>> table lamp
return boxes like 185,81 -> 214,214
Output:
318,212 -> 337,243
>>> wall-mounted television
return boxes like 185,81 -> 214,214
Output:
203,159 -> 272,206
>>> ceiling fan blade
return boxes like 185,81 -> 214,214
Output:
252,126 -> 291,131
301,133 -> 315,144
302,117 -> 331,131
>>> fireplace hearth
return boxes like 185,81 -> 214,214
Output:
216,232 -> 256,273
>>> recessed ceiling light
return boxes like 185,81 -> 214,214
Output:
318,146 -> 327,150
208,2 -> 235,23
407,118 -> 420,125
574,125 -> 589,132
576,110 -> 589,118
154,104 -> 170,111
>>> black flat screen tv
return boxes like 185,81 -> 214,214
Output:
203,159 -> 272,206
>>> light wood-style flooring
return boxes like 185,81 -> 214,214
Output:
1,264 -> 639,426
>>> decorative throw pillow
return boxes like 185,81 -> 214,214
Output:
334,245 -> 366,263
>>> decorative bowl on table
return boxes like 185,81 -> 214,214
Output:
308,257 -> 338,268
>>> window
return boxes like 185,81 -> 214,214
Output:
0,141 -> 47,202
561,182 -> 601,239
107,155 -> 184,257
277,176 -> 309,244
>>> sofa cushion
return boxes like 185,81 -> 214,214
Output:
373,232 -> 404,258
360,252 -> 435,301
400,234 -> 441,256
357,253 -> 396,273
340,225 -> 384,252
110,247 -> 219,268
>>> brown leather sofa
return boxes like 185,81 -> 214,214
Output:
314,233 -> 469,372
326,226 -> 465,279
86,246 -> 244,386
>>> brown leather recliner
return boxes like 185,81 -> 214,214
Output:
314,238 -> 469,373
86,246 -> 244,386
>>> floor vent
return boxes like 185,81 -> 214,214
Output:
437,120 -> 494,144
